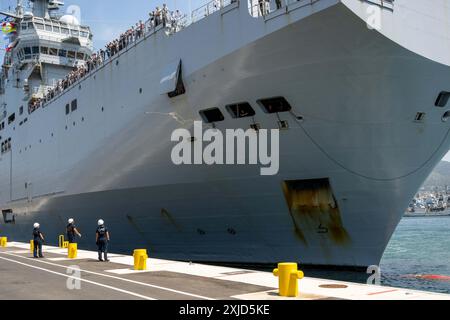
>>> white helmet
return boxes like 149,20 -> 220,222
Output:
68,218 -> 74,224
98,219 -> 104,226
33,223 -> 40,228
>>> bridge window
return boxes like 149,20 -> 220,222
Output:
71,29 -> 79,37
32,46 -> 39,54
24,47 -> 31,55
45,24 -> 52,32
40,46 -> 48,54
199,108 -> 225,123
59,49 -> 67,57
61,27 -> 69,34
54,26 -> 60,33
76,52 -> 84,60
21,23 -> 27,30
80,31 -> 88,38
35,23 -> 44,30
49,48 -> 58,56
258,97 -> 292,113
67,51 -> 76,59
28,22 -> 34,29
226,102 -> 255,118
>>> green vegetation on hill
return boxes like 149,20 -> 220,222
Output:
424,161 -> 450,187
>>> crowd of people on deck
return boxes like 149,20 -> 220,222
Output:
28,4 -> 186,114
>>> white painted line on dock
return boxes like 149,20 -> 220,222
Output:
0,255 -> 156,300
105,268 -> 155,275
7,250 -> 32,254
1,252 -> 215,300
47,257 -> 89,261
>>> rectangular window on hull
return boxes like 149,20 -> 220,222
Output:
258,97 -> 292,113
199,108 -> 225,123
436,91 -> 450,107
226,103 -> 256,119
8,113 -> 15,124
65,103 -> 70,115
71,99 -> 77,112
2,210 -> 15,224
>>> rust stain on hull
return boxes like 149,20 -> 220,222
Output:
282,179 -> 350,246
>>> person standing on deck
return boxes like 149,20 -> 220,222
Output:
67,218 -> 82,243
96,219 -> 110,262
32,223 -> 45,258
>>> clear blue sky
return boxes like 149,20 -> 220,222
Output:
1,0 -> 205,52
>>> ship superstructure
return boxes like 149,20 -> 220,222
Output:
1,0 -> 450,268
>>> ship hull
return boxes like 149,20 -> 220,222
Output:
1,2 -> 450,267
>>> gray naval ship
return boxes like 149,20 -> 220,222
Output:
1,0 -> 450,268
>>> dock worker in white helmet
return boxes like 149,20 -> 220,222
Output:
96,219 -> 110,262
66,218 -> 82,244
32,223 -> 45,258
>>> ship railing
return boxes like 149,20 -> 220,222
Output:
191,0 -> 238,24
248,0 -> 394,17
248,0 -> 319,18
361,0 -> 394,10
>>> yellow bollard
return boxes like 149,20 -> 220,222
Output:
30,240 -> 34,253
58,235 -> 65,248
0,237 -> 7,247
68,243 -> 77,259
133,249 -> 148,270
273,262 -> 304,297
63,241 -> 69,248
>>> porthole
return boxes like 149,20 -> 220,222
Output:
227,228 -> 236,235
197,229 -> 206,235
442,111 -> 450,122
116,60 -> 119,66
139,88 -> 143,94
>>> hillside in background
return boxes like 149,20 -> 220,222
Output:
423,161 -> 450,187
